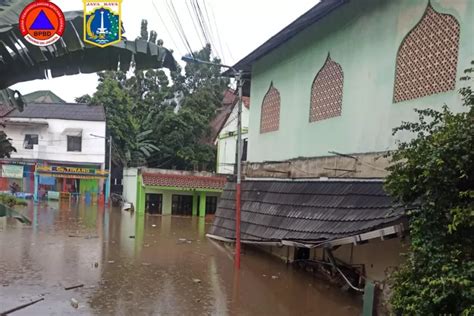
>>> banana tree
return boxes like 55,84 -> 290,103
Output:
0,0 -> 176,106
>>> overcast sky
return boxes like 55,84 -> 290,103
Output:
12,0 -> 318,102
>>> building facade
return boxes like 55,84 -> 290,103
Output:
124,168 -> 227,217
215,95 -> 250,174
241,0 -> 473,175
209,0 -> 474,298
0,101 -> 107,201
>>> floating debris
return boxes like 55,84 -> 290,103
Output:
192,278 -> 201,284
70,298 -> 79,309
65,284 -> 84,291
0,298 -> 44,315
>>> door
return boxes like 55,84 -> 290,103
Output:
171,195 -> 193,216
146,194 -> 163,215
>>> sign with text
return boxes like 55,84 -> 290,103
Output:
36,166 -> 108,176
2,165 -> 24,179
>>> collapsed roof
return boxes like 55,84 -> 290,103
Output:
209,179 -> 407,246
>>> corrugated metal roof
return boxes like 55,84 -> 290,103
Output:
209,179 -> 406,243
7,103 -> 106,121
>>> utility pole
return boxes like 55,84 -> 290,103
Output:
181,55 -> 244,270
107,135 -> 112,202
91,133 -> 112,203
234,70 -> 243,269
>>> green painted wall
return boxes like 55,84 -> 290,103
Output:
80,179 -> 99,194
248,0 -> 474,162
138,185 -> 221,216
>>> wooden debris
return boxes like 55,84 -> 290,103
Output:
64,284 -> 84,291
0,298 -> 44,315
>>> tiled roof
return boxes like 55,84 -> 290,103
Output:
209,91 -> 251,143
7,103 -> 106,121
228,0 -> 349,74
209,180 -> 406,243
142,172 -> 227,190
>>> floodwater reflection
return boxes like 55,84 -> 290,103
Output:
0,202 -> 361,315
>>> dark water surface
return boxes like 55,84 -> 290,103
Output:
0,202 -> 361,315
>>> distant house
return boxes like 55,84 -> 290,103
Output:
22,90 -> 66,104
212,89 -> 250,174
0,100 -> 107,201
122,168 -> 226,216
209,0 -> 474,287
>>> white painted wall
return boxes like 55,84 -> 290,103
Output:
122,168 -> 138,205
216,105 -> 249,174
4,118 -> 106,165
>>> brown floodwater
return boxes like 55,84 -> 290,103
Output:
0,202 -> 361,315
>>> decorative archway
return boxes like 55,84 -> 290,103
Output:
310,54 -> 344,122
393,4 -> 460,103
260,83 -> 280,134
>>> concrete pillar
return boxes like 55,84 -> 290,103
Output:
162,192 -> 172,215
136,177 -> 146,214
199,191 -> 206,218
192,191 -> 198,216
33,174 -> 39,202
105,175 -> 110,202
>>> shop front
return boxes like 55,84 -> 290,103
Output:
0,160 -> 36,197
34,165 -> 109,202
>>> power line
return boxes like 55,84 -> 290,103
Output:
166,0 -> 195,56
150,0 -> 184,58
185,0 -> 206,48
202,0 -> 226,62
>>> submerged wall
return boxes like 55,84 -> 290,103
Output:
244,152 -> 390,179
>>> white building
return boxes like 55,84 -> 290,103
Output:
0,101 -> 107,199
214,91 -> 250,174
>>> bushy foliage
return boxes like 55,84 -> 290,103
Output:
386,62 -> 474,314
0,194 -> 27,207
0,129 -> 15,158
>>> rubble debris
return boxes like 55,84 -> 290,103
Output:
70,298 -> 79,309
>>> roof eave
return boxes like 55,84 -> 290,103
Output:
226,0 -> 350,75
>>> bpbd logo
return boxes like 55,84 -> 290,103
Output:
83,0 -> 122,48
19,0 -> 65,46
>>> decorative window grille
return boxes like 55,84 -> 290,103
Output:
310,55 -> 344,122
260,83 -> 280,133
393,4 -> 460,103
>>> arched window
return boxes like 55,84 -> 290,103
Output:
393,4 -> 460,103
310,55 -> 344,122
260,83 -> 280,133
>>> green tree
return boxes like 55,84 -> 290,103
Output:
78,20 -> 228,171
0,128 -> 15,158
148,44 -> 229,170
386,62 -> 474,315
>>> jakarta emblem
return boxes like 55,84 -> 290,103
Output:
83,0 -> 122,48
